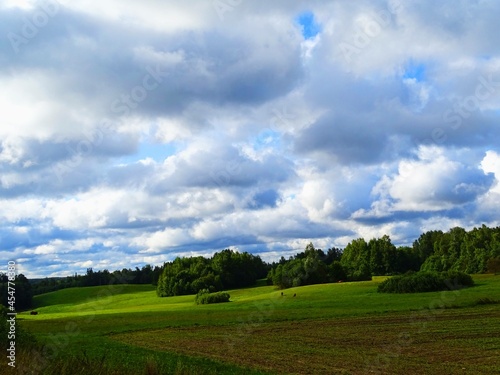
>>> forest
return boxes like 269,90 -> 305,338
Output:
267,225 -> 500,290
1,225 -> 500,308
156,249 -> 268,297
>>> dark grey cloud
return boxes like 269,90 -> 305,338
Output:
296,73 -> 500,166
150,145 -> 296,193
294,112 -> 391,165
248,189 -> 281,210
1,5 -> 305,124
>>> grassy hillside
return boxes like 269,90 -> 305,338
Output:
13,275 -> 500,374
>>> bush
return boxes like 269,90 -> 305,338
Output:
194,289 -> 230,305
443,270 -> 474,289
378,271 -> 474,293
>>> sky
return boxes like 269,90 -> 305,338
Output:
1,0 -> 500,278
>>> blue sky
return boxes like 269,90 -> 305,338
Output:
403,61 -> 426,82
1,0 -> 500,277
296,11 -> 321,39
117,141 -> 178,164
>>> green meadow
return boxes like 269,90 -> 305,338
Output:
11,275 -> 500,374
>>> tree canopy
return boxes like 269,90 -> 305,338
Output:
267,225 -> 500,289
156,249 -> 268,297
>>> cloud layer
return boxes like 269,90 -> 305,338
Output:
1,0 -> 500,277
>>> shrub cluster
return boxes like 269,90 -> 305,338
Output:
194,289 -> 230,305
377,271 -> 474,293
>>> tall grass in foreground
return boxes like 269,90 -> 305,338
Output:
4,348 -> 219,375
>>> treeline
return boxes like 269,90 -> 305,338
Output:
0,274 -> 33,310
267,236 -> 416,289
339,235 -> 419,280
157,249 -> 267,297
267,244 -> 346,288
30,265 -> 163,296
267,225 -> 500,289
2,225 -> 499,306
339,226 -> 500,278
418,225 -> 500,273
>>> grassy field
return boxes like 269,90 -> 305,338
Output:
9,275 -> 500,374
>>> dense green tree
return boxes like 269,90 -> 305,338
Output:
420,225 -> 500,274
322,247 -> 343,265
393,246 -> 420,274
340,238 -> 371,280
270,264 -> 289,289
0,274 -> 33,310
437,227 -> 466,270
212,249 -> 267,289
368,235 -> 397,275
157,250 -> 266,297
421,254 -> 444,272
413,230 -> 443,265
267,243 -> 333,289
327,261 -> 347,282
